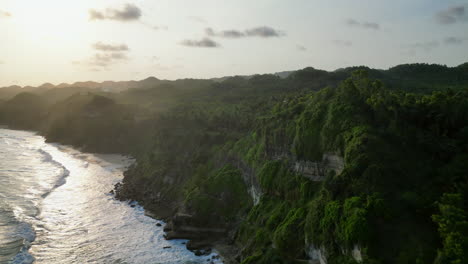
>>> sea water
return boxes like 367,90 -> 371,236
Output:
0,129 -> 221,264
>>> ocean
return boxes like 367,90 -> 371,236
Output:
0,128 -> 221,264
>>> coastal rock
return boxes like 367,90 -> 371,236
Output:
351,245 -> 363,262
293,152 -> 344,182
307,244 -> 327,264
186,240 -> 212,251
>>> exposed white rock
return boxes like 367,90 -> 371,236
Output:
322,152 -> 344,175
249,185 -> 261,206
162,175 -> 174,184
293,151 -> 344,182
307,244 -> 327,264
351,245 -> 363,262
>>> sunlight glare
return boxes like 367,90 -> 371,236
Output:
10,0 -> 90,41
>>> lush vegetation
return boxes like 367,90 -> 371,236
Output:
1,63 -> 467,263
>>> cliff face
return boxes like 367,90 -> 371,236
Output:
293,152 -> 344,182
3,66 -> 466,264
117,72 -> 468,264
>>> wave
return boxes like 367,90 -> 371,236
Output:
8,148 -> 71,263
8,222 -> 36,264
37,149 -> 70,199
0,204 -> 36,264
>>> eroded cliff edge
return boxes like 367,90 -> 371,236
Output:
2,66 -> 467,264
115,72 -> 468,264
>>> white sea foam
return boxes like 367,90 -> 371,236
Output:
0,129 -> 223,264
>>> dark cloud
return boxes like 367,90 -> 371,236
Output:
245,26 -> 284,37
180,38 -> 220,48
205,27 -> 245,38
362,22 -> 380,30
297,45 -> 307,51
205,26 -> 284,39
93,42 -> 129,52
345,18 -> 360,26
0,10 -> 11,18
345,19 -> 380,30
333,40 -> 353,47
444,37 -> 464,45
89,4 -> 141,22
436,5 -> 466,24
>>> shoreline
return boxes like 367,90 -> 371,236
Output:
114,184 -> 236,263
1,127 -> 226,264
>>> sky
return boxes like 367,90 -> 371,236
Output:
0,0 -> 467,87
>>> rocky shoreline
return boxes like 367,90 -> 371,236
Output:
113,182 -> 239,264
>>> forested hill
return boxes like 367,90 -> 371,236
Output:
1,62 -> 468,101
1,63 -> 468,264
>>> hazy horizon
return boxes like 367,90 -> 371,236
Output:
2,61 -> 468,89
1,0 -> 467,87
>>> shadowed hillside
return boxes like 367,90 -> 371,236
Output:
1,63 -> 467,264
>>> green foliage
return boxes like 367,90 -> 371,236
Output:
184,165 -> 252,223
0,92 -> 46,130
432,193 -> 468,264
340,197 -> 368,246
273,208 -> 306,258
1,63 -> 468,264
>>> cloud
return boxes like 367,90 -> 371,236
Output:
346,18 -> 360,26
89,4 -> 141,22
89,52 -> 129,67
74,49 -> 130,69
401,40 -> 442,56
93,42 -> 129,52
205,26 -> 285,39
180,37 -> 220,48
297,45 -> 307,51
436,5 -> 467,24
0,10 -> 11,18
85,42 -> 130,67
333,40 -> 353,47
345,18 -> 380,30
205,27 -> 245,38
408,41 -> 439,51
362,22 -> 380,30
246,26 -> 284,37
444,37 -> 464,45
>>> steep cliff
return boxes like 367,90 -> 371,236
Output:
1,64 -> 467,264
117,71 -> 468,263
